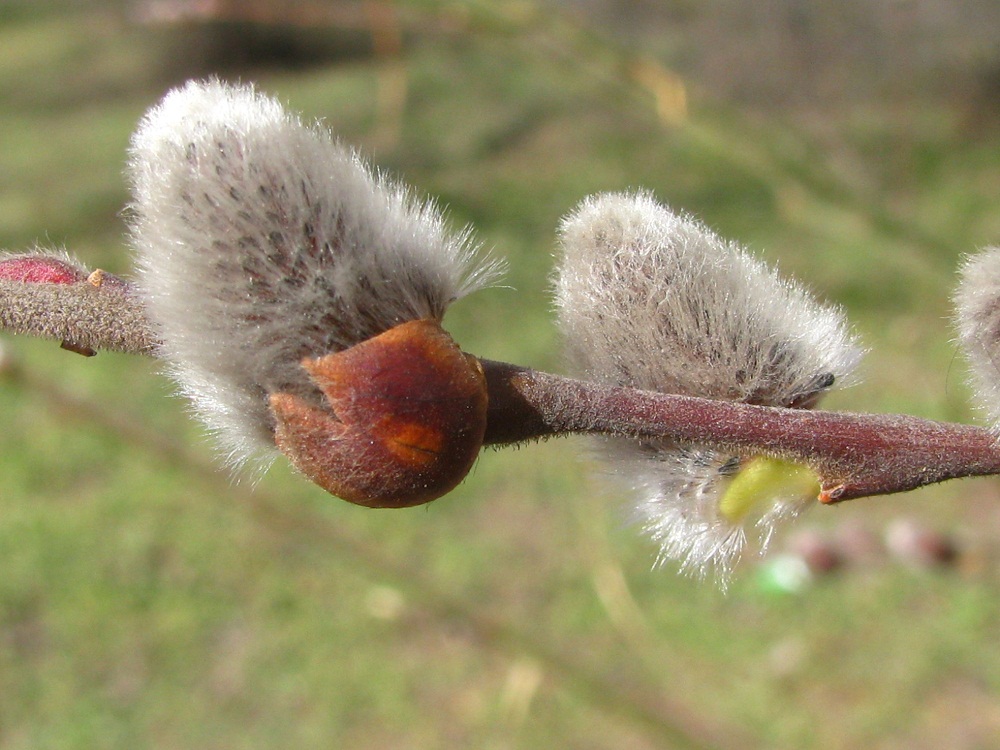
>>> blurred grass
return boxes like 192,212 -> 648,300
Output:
2,2 -> 1000,748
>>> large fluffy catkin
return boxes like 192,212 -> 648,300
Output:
554,192 -> 861,579
128,79 -> 501,465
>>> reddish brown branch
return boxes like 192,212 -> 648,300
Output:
3,267 -> 999,504
481,360 -> 1000,503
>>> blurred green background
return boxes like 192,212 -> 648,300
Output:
2,1 -> 1000,747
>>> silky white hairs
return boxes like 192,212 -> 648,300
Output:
954,247 -> 1000,432
128,79 -> 501,465
554,192 -> 862,579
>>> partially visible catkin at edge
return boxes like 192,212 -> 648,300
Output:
553,191 -> 862,581
954,246 -> 1000,433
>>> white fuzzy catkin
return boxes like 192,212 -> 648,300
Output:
954,247 -> 1000,432
128,79 -> 501,465
554,192 -> 861,580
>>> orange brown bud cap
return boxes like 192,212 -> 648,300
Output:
269,319 -> 488,508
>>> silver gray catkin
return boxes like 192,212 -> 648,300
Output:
553,191 -> 862,579
127,79 -> 501,466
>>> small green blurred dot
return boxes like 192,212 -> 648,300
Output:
756,554 -> 813,596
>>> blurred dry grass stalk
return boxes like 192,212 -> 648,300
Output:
559,0 -> 1000,129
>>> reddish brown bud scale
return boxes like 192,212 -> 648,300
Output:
269,319 -> 488,508
0,256 -> 87,285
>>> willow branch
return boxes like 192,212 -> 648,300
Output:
2,270 -> 999,504
480,361 -> 1000,503
0,272 -> 158,356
